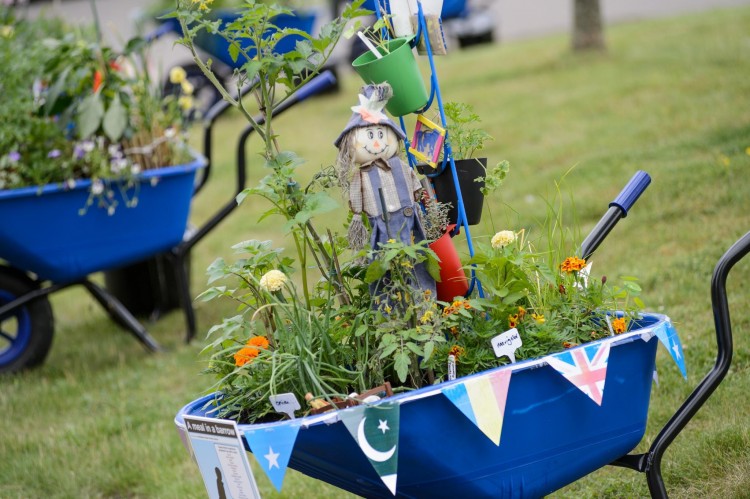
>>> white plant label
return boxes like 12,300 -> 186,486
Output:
269,393 -> 301,419
491,328 -> 522,363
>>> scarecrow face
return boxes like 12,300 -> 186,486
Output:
352,125 -> 399,165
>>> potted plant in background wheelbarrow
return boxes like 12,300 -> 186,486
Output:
167,3 -> 699,498
0,10 -> 206,373
416,101 -> 497,227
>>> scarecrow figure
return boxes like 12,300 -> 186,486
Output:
334,83 -> 436,295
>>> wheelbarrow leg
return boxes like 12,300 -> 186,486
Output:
168,250 -> 197,343
82,279 -> 162,352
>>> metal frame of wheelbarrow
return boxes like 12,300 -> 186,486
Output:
578,172 -> 748,496
0,70 -> 338,367
607,229 -> 750,497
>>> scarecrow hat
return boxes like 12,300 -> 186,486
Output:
333,83 -> 407,149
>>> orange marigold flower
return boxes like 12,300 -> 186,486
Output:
449,326 -> 459,339
563,341 -> 577,349
611,317 -> 627,334
247,336 -> 270,349
561,256 -> 587,273
518,306 -> 526,319
448,345 -> 465,358
508,320 -> 517,328
234,346 -> 258,367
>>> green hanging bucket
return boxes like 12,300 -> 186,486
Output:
352,36 -> 428,117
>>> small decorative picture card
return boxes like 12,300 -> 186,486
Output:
409,114 -> 446,168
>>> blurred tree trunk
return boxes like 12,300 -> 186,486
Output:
572,0 -> 606,51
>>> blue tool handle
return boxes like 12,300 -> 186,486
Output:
294,70 -> 336,103
609,170 -> 651,217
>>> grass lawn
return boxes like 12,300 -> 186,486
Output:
2,5 -> 750,498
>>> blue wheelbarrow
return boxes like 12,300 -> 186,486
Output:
174,171 -> 747,497
151,7 -> 324,115
0,71 -> 337,373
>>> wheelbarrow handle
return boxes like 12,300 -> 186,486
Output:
579,170 -> 651,260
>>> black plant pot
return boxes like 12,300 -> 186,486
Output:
424,158 -> 486,226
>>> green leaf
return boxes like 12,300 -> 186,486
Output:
240,60 -> 262,81
228,42 -> 240,63
102,94 -> 127,142
196,286 -> 228,302
76,93 -> 104,139
364,260 -> 387,284
379,342 -> 397,360
423,341 -> 435,362
236,188 -> 252,205
394,351 -> 411,382
426,254 -> 442,282
354,325 -> 368,337
405,342 -> 424,357
206,258 -> 228,284
124,36 -> 147,55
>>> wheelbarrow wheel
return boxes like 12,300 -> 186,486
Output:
0,269 -> 54,374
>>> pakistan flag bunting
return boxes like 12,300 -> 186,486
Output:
341,402 -> 400,495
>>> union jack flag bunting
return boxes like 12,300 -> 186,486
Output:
545,342 -> 611,405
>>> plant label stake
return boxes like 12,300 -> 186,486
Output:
491,328 -> 522,363
357,31 -> 383,59
269,393 -> 301,419
448,354 -> 456,381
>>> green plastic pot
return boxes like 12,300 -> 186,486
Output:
352,36 -> 428,117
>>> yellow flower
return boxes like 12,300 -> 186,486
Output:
178,95 -> 194,111
611,317 -> 627,334
259,269 -> 288,292
745,146 -> 750,156
420,310 -> 434,324
181,79 -> 195,95
387,238 -> 396,244
491,230 -> 516,249
532,313 -> 545,324
560,256 -> 587,273
1,25 -> 14,38
169,66 -> 187,84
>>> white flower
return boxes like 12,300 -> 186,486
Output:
91,179 -> 104,195
259,270 -> 288,293
110,158 -> 128,174
66,178 -> 76,189
130,164 -> 141,175
491,230 -> 516,249
164,127 -> 177,139
82,140 -> 95,153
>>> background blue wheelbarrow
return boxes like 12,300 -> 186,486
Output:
174,171 -> 748,497
151,7 -> 325,116
0,71 -> 337,374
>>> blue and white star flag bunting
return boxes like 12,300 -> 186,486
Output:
545,342 -> 611,405
340,402 -> 400,495
654,319 -> 687,379
243,421 -> 302,491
